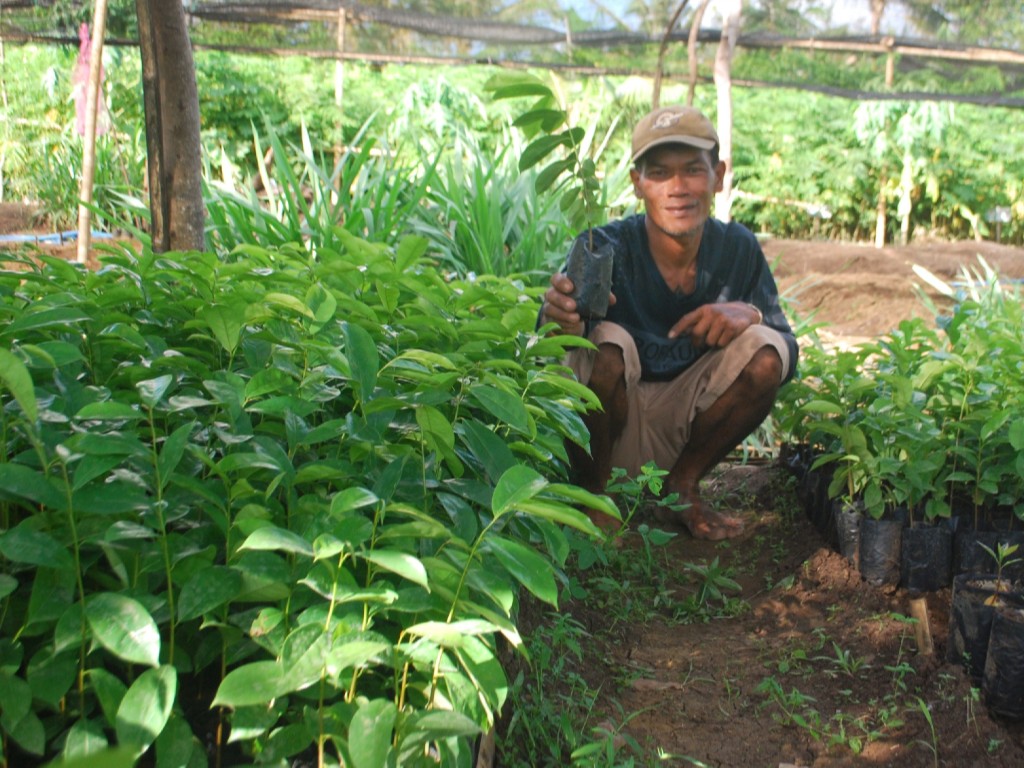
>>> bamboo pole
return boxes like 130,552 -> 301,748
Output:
76,0 -> 109,265
686,0 -> 712,106
333,7 -> 346,170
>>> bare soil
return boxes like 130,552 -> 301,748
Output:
5,203 -> 1024,767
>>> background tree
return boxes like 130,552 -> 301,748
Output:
135,0 -> 204,252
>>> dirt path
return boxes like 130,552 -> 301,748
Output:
572,463 -> 1024,766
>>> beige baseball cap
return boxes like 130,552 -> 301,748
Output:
631,106 -> 718,162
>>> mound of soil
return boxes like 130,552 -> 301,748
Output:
764,236 -> 1024,341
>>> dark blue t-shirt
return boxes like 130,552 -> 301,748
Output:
574,214 -> 798,382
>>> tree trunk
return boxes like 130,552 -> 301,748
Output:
713,0 -> 741,223
76,0 -> 108,265
870,0 -> 886,36
135,0 -> 204,252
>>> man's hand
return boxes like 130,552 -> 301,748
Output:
541,273 -> 615,336
668,302 -> 760,348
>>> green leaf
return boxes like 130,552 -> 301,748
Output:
459,419 -> 516,481
0,464 -> 68,511
27,650 -> 77,707
6,709 -> 45,755
213,661 -> 290,708
87,668 -> 127,728
21,340 -> 84,369
0,574 -> 16,600
799,399 -> 846,415
6,306 -> 91,335
492,465 -> 547,516
0,672 -> 32,721
44,747 -> 137,768
399,710 -> 481,743
470,385 -> 530,435
483,71 -> 552,99
329,486 -> 380,516
157,422 -> 194,491
238,526 -> 314,558
348,699 -> 396,768
361,550 -> 429,590
200,304 -> 245,354
486,536 -> 557,607
86,593 -> 160,668
75,402 -> 144,421
61,718 -> 109,760
326,636 -> 391,672
416,405 -> 455,452
404,619 -> 498,647
115,665 -> 177,757
306,283 -> 337,331
1010,419 -> 1024,451
155,713 -> 197,768
0,524 -> 74,570
343,321 -> 379,401
177,566 -> 242,622
265,292 -> 315,319
0,348 -> 38,421
136,375 -> 174,408
519,134 -> 565,172
535,157 -> 574,194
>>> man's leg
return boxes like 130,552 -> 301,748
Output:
566,342 -> 628,528
664,345 -> 783,540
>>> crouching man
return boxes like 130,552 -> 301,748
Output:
541,105 -> 798,540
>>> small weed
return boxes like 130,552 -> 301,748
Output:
683,557 -> 742,608
772,645 -> 812,676
816,640 -> 870,677
912,697 -> 940,768
966,686 -> 981,735
501,611 -> 646,767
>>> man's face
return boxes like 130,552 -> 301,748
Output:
630,145 -> 725,239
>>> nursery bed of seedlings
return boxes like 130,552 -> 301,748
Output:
517,461 -> 1024,767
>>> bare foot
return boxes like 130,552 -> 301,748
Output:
653,494 -> 744,540
678,502 -> 744,541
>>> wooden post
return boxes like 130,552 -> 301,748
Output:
714,0 -> 741,223
334,7 -> 346,170
909,596 -> 934,655
76,0 -> 109,265
652,1 -> 688,110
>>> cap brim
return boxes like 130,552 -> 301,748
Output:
632,135 -> 716,162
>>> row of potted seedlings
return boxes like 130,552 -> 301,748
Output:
778,261 -> 1024,718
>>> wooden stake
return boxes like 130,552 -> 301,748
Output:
909,596 -> 934,655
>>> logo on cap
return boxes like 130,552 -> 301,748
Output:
653,112 -> 682,130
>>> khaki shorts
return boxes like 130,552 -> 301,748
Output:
566,322 -> 790,476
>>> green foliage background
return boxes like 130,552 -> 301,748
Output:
2,44 -> 1022,246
